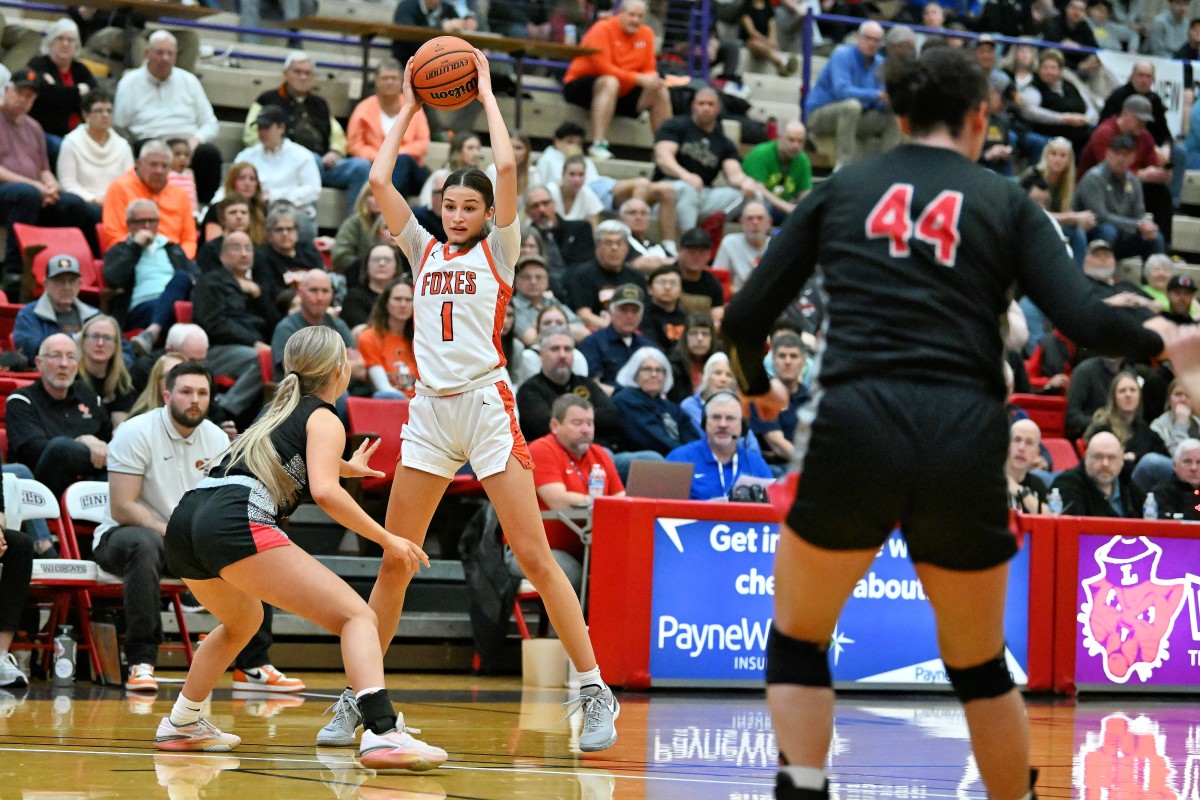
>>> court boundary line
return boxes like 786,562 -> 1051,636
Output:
0,745 -> 774,787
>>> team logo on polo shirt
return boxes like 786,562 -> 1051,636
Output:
77,403 -> 91,418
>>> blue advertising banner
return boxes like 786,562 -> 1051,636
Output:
649,519 -> 1029,687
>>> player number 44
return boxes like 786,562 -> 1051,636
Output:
865,184 -> 964,267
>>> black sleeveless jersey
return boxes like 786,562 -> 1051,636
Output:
724,144 -> 1164,398
211,394 -> 337,518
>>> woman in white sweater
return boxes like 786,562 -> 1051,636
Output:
56,89 -> 134,213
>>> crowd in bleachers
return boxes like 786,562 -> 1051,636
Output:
5,0 -> 1200,687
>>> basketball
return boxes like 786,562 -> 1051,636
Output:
411,36 -> 479,110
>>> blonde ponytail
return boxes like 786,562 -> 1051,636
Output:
208,327 -> 346,509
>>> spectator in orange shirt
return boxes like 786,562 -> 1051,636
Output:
506,393 -> 625,594
102,140 -> 198,258
348,58 -> 431,199
561,0 -> 671,161
356,277 -> 417,399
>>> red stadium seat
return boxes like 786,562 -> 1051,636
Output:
1042,437 -> 1079,471
12,223 -> 104,304
345,396 -> 410,496
258,346 -> 277,403
174,300 -> 192,323
0,302 -> 23,351
1010,393 -> 1066,439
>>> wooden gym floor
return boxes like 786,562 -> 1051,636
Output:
0,672 -> 1196,798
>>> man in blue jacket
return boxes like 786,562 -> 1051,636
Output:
804,21 -> 902,171
13,254 -> 99,363
667,391 -> 772,500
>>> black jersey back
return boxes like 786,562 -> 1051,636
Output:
211,395 -> 336,518
725,144 -> 1162,396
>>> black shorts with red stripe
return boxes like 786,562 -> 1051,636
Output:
165,484 -> 291,581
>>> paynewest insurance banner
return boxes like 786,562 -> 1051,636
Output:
1075,534 -> 1200,689
649,519 -> 1029,686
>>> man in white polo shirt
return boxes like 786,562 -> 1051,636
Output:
92,361 -> 303,695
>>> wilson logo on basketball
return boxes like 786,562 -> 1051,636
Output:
427,77 -> 478,101
425,59 -> 470,80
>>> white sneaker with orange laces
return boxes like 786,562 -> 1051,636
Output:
358,728 -> 447,772
231,664 -> 305,693
126,663 -> 158,692
153,716 -> 241,751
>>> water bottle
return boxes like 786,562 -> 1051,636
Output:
588,463 -> 605,499
563,24 -> 577,45
1047,488 -> 1063,515
395,361 -> 414,393
52,625 -> 76,685
1143,492 -> 1159,520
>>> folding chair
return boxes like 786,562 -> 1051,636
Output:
59,481 -> 195,666
513,507 -> 594,639
10,476 -> 103,678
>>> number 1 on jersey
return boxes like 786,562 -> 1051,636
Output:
441,302 -> 454,341
865,184 -> 964,267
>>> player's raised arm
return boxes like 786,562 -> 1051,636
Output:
472,49 -> 516,229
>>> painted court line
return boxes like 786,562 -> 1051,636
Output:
0,745 -> 771,788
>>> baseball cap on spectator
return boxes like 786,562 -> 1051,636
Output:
46,254 -> 81,279
1086,239 -> 1113,254
1168,275 -> 1198,293
9,68 -> 37,91
974,33 -> 996,48
514,254 -> 548,274
1109,133 -> 1137,152
1122,95 -> 1154,123
256,105 -> 288,127
679,228 -> 712,250
610,283 -> 644,310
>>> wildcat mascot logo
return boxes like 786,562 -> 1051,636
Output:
1079,536 -> 1188,683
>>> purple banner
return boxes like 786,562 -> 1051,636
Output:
1075,534 -> 1200,689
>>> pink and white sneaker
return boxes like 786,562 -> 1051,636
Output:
358,728 -> 447,772
154,716 -> 241,752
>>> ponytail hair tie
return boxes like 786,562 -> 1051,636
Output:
287,370 -> 301,381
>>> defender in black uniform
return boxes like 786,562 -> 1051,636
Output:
154,327 -> 445,772
724,49 -> 1181,800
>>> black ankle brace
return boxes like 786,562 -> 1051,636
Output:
357,690 -> 398,734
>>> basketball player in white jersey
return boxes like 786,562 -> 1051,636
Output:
314,50 -> 619,753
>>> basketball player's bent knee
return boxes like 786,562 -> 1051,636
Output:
944,647 -> 1014,703
766,625 -> 831,688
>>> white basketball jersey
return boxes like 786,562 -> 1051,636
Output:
395,215 -> 521,395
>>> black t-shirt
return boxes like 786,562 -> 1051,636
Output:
642,302 -> 689,350
738,0 -> 774,38
723,144 -> 1163,398
681,270 -> 726,309
569,261 -> 649,315
653,116 -> 741,186
214,395 -> 336,518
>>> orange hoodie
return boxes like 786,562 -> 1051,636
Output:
562,16 -> 657,96
347,98 -> 431,166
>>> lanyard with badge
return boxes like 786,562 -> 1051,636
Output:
712,448 -> 738,494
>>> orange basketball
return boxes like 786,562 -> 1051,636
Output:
411,36 -> 479,110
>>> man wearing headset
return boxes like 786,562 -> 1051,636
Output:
666,391 -> 773,500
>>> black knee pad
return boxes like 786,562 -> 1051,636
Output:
765,625 -> 831,688
944,647 -> 1014,703
357,689 -> 398,735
